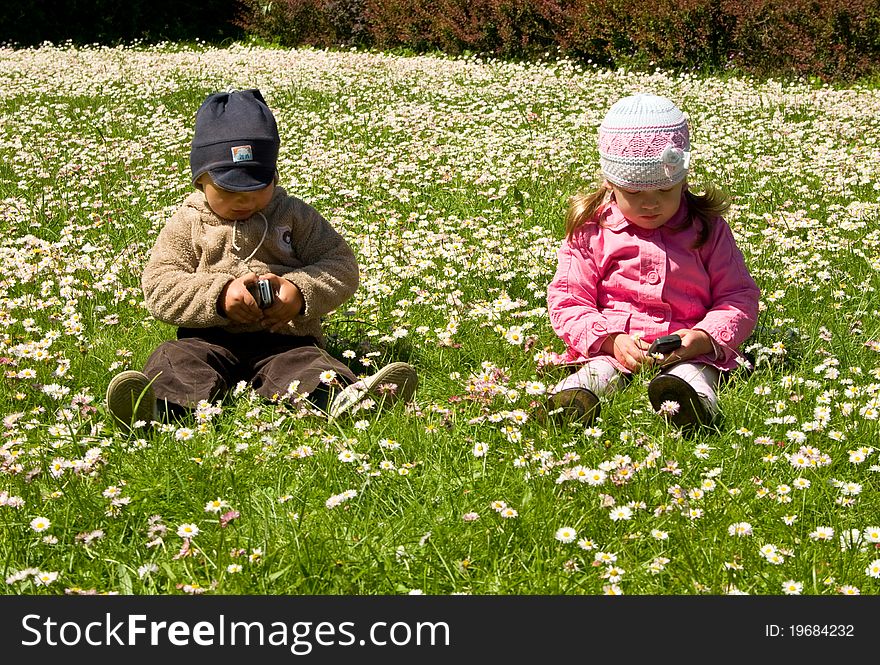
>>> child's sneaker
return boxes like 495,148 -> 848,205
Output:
106,370 -> 157,431
544,387 -> 600,424
648,373 -> 714,429
328,361 -> 418,420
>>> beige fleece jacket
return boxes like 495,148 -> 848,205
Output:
142,186 -> 359,345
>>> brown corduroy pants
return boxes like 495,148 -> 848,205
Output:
143,327 -> 357,413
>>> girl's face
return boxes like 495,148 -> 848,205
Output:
609,181 -> 685,230
199,175 -> 275,220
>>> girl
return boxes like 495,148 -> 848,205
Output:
546,93 -> 759,429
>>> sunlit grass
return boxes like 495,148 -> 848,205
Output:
0,43 -> 879,595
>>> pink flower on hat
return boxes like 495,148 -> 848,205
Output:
660,145 -> 689,179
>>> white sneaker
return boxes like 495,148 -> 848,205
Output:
328,362 -> 418,420
106,370 -> 157,430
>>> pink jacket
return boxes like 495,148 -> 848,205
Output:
547,197 -> 759,372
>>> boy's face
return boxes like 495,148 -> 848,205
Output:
609,180 -> 685,230
199,175 -> 275,220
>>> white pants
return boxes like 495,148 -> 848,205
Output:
551,359 -> 720,414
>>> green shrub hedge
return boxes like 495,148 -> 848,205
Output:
5,1 -> 879,82
237,0 -> 880,81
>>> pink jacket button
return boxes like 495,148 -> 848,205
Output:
647,271 -> 660,285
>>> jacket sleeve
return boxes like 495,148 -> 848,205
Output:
692,217 -> 760,362
547,230 -> 624,357
279,200 -> 360,320
141,206 -> 234,328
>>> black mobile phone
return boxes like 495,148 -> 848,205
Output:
249,279 -> 274,309
648,334 -> 682,355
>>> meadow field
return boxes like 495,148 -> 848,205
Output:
1,43 -> 879,595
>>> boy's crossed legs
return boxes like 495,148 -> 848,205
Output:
106,329 -> 417,430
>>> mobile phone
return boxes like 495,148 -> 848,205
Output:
249,279 -> 274,309
648,334 -> 682,355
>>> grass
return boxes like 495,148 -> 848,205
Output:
0,42 -> 878,596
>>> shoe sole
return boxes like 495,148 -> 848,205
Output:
648,374 -> 711,428
106,370 -> 155,430
546,388 -> 600,424
330,362 -> 418,418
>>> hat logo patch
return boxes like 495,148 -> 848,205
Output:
231,145 -> 254,163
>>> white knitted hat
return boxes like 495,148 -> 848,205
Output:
598,94 -> 690,191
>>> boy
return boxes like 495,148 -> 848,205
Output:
106,89 -> 417,428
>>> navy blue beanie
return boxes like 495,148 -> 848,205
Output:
190,89 -> 280,192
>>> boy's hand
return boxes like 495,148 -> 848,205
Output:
600,333 -> 651,372
657,329 -> 714,365
219,273 -> 263,324
260,274 -> 304,333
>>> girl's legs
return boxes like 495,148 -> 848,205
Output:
648,361 -> 720,428
550,358 -> 626,397
546,358 -> 625,423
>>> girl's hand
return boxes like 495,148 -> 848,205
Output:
601,333 -> 651,372
260,274 -> 304,333
219,273 -> 263,324
659,328 -> 714,365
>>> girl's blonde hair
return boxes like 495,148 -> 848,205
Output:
564,182 -> 731,248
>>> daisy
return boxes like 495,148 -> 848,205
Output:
865,560 -> 880,579
782,580 -> 803,595
524,381 -> 546,395
608,506 -> 632,521
839,529 -> 865,552
33,571 -> 58,586
29,516 -> 51,532
499,507 -> 518,519
176,523 -> 200,538
648,557 -> 670,573
658,400 -> 680,415
554,526 -> 577,543
809,526 -> 834,541
582,469 -> 606,486
863,526 -> 880,543
204,498 -> 229,513
138,563 -> 158,578
728,522 -> 753,537
602,566 -> 625,583
693,444 -> 712,459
